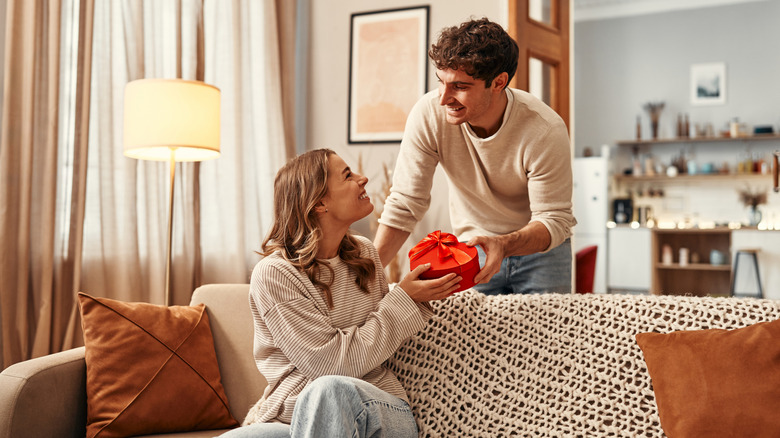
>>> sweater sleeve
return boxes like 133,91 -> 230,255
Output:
379,93 -> 440,233
253,257 -> 431,381
362,235 -> 435,320
525,118 -> 576,250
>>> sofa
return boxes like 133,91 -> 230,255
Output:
1,284 -> 779,437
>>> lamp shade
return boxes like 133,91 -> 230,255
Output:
124,79 -> 221,162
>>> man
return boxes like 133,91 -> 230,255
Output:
375,17 -> 576,295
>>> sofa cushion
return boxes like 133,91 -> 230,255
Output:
78,292 -> 238,437
636,318 -> 780,437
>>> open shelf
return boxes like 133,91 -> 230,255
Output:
617,134 -> 780,147
650,229 -> 731,296
655,263 -> 731,271
614,173 -> 771,183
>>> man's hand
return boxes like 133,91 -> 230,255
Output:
467,222 -> 553,285
399,263 -> 462,303
466,235 -> 506,285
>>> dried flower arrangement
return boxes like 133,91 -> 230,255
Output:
643,101 -> 665,122
737,186 -> 768,208
643,101 -> 665,139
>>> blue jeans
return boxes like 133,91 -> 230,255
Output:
219,422 -> 290,438
219,375 -> 418,438
472,238 -> 572,295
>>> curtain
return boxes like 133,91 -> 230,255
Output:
83,0 -> 205,308
0,0 -> 94,369
199,0 -> 291,284
0,0 -> 296,368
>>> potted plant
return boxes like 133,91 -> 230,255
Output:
738,186 -> 768,226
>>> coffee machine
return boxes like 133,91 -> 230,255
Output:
613,198 -> 632,224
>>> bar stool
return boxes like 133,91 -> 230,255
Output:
730,248 -> 763,298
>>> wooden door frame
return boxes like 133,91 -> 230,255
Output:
507,0 -> 571,129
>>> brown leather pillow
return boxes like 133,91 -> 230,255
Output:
78,292 -> 239,437
636,318 -> 780,438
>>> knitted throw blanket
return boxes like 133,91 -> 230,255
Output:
386,290 -> 780,437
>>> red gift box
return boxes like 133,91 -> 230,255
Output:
408,230 -> 479,293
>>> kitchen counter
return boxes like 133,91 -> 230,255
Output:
606,226 -> 780,299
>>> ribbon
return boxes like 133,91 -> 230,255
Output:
409,230 -> 473,266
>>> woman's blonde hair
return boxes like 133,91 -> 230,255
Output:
261,148 -> 376,308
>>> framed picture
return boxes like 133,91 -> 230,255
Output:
348,6 -> 429,144
690,63 -> 726,106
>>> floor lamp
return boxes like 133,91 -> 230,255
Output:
123,79 -> 221,306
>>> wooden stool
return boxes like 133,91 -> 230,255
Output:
730,249 -> 763,298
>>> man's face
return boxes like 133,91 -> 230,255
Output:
436,68 -> 505,133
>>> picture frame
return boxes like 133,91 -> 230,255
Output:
348,6 -> 429,144
690,63 -> 726,106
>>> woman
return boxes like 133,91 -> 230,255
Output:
221,149 -> 461,437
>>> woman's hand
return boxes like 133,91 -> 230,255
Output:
398,263 -> 462,303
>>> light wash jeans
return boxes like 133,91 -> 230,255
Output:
218,375 -> 418,438
472,238 -> 572,295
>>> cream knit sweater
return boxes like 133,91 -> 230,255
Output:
243,235 -> 433,425
380,88 -> 576,250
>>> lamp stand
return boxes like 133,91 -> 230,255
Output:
164,148 -> 177,306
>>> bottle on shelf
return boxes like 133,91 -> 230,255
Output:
677,114 -> 683,138
636,115 -> 641,140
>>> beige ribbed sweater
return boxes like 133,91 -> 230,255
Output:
380,88 -> 576,249
243,235 -> 433,425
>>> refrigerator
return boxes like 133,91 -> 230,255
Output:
572,154 -> 609,293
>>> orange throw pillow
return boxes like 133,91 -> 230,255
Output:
636,318 -> 780,438
78,292 -> 238,438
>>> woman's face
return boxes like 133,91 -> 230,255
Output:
320,154 -> 373,225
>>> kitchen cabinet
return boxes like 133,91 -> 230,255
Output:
607,227 -> 651,292
650,228 -> 731,296
608,227 -> 780,298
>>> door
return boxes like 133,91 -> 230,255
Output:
507,0 -> 570,129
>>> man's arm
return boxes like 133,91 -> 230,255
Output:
467,222 -> 551,285
374,224 -> 411,267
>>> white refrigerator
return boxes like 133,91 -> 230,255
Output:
572,155 -> 609,293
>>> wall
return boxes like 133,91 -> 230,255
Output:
574,0 -> 780,153
574,0 -> 780,225
308,0 -> 506,274
574,0 -> 780,297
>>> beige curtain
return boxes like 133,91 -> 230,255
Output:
198,0 -> 292,284
0,0 -> 94,369
0,0 -> 297,368
81,0 -> 205,308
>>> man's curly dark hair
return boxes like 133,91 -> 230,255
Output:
428,18 -> 519,89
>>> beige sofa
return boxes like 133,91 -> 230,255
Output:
2,284 -> 779,437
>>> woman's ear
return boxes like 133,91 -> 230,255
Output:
314,202 -> 328,214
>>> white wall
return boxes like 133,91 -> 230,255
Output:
574,0 -> 780,224
574,0 -> 780,154
307,1 -> 507,274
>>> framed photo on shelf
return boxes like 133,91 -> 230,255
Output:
690,62 -> 726,106
348,6 -> 429,144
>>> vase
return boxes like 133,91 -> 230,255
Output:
748,206 -> 762,226
651,120 -> 659,140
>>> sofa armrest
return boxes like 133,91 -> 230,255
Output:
0,347 -> 87,438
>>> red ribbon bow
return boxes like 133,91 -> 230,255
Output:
409,230 -> 472,265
